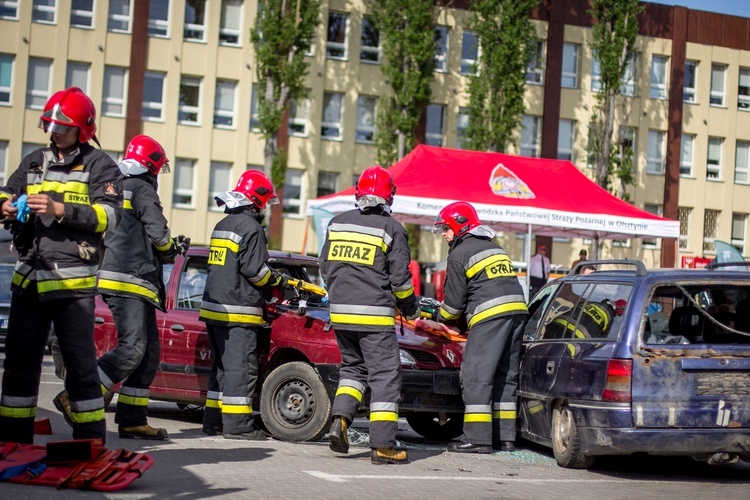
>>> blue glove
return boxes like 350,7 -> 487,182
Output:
11,194 -> 31,223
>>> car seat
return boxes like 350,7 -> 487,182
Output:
668,306 -> 704,342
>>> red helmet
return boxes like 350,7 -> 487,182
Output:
38,87 -> 97,143
433,202 -> 482,238
234,170 -> 279,210
356,165 -> 396,205
614,299 -> 627,316
125,135 -> 170,174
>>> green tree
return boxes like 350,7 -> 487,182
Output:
588,0 -> 642,196
463,0 -> 538,153
368,0 -> 437,166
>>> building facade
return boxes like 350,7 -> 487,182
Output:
1,0 -> 750,269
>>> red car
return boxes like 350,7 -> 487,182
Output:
93,247 -> 466,442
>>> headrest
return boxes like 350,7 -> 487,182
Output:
668,306 -> 704,338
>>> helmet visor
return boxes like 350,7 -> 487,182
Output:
160,161 -> 171,174
267,194 -> 280,206
39,119 -> 79,136
432,223 -> 450,235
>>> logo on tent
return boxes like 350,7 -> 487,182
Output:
489,163 -> 535,199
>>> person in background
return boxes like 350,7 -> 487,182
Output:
528,244 -> 550,299
571,249 -> 588,270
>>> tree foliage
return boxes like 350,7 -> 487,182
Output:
463,0 -> 538,153
588,0 -> 642,196
368,0 -> 437,166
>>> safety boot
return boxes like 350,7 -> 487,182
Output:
119,424 -> 169,440
327,416 -> 349,454
53,390 -> 74,428
370,448 -> 409,465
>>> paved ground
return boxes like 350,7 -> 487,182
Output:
1,354 -> 749,499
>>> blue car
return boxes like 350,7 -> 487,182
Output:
518,260 -> 750,468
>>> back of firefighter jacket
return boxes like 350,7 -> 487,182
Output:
320,208 -> 416,332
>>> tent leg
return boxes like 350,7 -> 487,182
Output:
525,224 -> 532,302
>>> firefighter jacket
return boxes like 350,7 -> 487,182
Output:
97,174 -> 172,310
0,143 -> 122,301
199,210 -> 273,327
439,234 -> 528,330
319,208 -> 417,332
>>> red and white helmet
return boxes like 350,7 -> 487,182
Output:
355,165 -> 396,206
121,135 -> 170,175
432,202 -> 482,238
38,87 -> 97,143
216,170 -> 279,210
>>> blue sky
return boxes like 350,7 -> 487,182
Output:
647,0 -> 747,17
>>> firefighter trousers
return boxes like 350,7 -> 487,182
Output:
332,329 -> 402,449
460,314 -> 526,445
0,288 -> 105,443
203,324 -> 259,434
97,296 -> 160,426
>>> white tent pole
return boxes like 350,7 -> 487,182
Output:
525,223 -> 532,302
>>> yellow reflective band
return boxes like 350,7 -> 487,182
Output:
464,413 -> 493,423
335,386 -> 364,403
27,185 -> 41,195
97,278 -> 160,303
154,239 -> 172,252
117,394 -> 149,407
222,404 -> 252,415
12,273 -> 31,289
64,192 -> 90,204
370,411 -> 399,422
330,313 -> 395,327
209,238 -> 240,253
493,410 -> 517,420
206,399 -> 223,409
440,308 -> 460,321
71,408 -> 106,423
199,309 -> 266,325
0,405 -> 37,418
394,288 -> 414,300
466,254 -> 514,279
468,302 -> 527,328
92,204 -> 108,232
328,231 -> 387,252
39,180 -> 89,195
254,270 -> 272,287
37,276 -> 97,293
123,199 -> 133,210
528,403 -> 544,415
567,343 -> 577,356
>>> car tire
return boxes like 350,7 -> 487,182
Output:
405,412 -> 464,441
551,400 -> 595,469
260,361 -> 331,442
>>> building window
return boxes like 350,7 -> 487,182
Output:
680,133 -> 694,177
678,207 -> 691,250
317,171 -> 338,198
710,64 -> 726,107
684,60 -> 697,102
735,141 -> 750,184
71,0 -> 94,28
646,130 -> 665,175
0,140 -> 7,185
360,16 -> 380,63
0,54 -> 13,104
32,0 -> 56,24
178,76 -> 201,124
425,104 -> 445,147
102,66 -> 127,117
461,31 -> 479,76
355,95 -> 376,143
561,43 -> 579,88
173,159 -> 196,208
142,71 -> 165,121
26,58 -> 51,109
622,126 -> 637,164
526,40 -> 545,84
288,98 -> 309,136
642,204 -> 662,248
703,209 -> 720,253
65,61 -> 90,94
732,213 -> 747,255
148,0 -> 169,37
108,0 -> 132,32
591,56 -> 602,92
283,169 -> 303,216
185,0 -> 206,41
650,55 -> 668,99
213,79 -> 237,128
457,107 -> 469,149
208,161 -> 232,210
250,83 -> 261,131
434,26 -> 449,73
322,92 -> 343,140
521,115 -> 541,157
739,67 -> 750,110
557,119 -> 575,161
326,12 -> 348,60
707,136 -> 723,180
219,0 -> 242,45
621,53 -> 638,96
0,1 -> 19,20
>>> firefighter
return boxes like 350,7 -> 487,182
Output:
199,170 -> 287,440
0,87 -> 122,444
320,165 -> 420,465
432,202 -> 528,453
53,135 -> 188,440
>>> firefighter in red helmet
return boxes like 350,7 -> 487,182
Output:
199,170 -> 288,440
0,87 -> 123,444
54,134 -> 188,440
320,165 -> 419,465
433,201 -> 528,453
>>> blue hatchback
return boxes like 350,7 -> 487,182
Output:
517,260 -> 750,468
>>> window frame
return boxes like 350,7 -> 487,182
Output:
460,30 -> 479,76
456,107 -> 469,149
646,129 -> 665,175
326,12 -> 349,60
707,136 -> 723,181
678,207 -> 691,250
282,168 -> 304,217
680,133 -> 694,177
561,43 -> 579,88
557,119 -> 575,161
710,64 -> 726,107
250,83 -> 261,131
208,161 -> 233,211
0,54 -> 13,105
65,61 -> 90,94
620,53 -> 638,97
184,0 -> 207,42
355,95 -> 377,144
433,25 -> 449,73
739,67 -> 750,110
321,92 -> 344,141
32,0 -> 57,24
108,0 -> 132,33
26,58 -> 52,110
425,104 -> 445,147
642,203 -> 662,249
360,16 -> 380,64
219,0 -> 243,46
317,171 -> 339,198
178,76 -> 202,125
148,0 -> 170,38
172,158 -> 197,209
102,65 -> 128,117
70,0 -> 95,28
526,40 -> 545,85
288,98 -> 309,137
703,209 -> 720,254
142,70 -> 166,121
735,140 -> 750,185
684,60 -> 697,103
0,1 -> 19,20
213,79 -> 237,129
650,55 -> 668,100
731,213 -> 747,256
520,114 -> 541,158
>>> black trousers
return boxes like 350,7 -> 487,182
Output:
529,276 -> 547,300
0,287 -> 105,443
